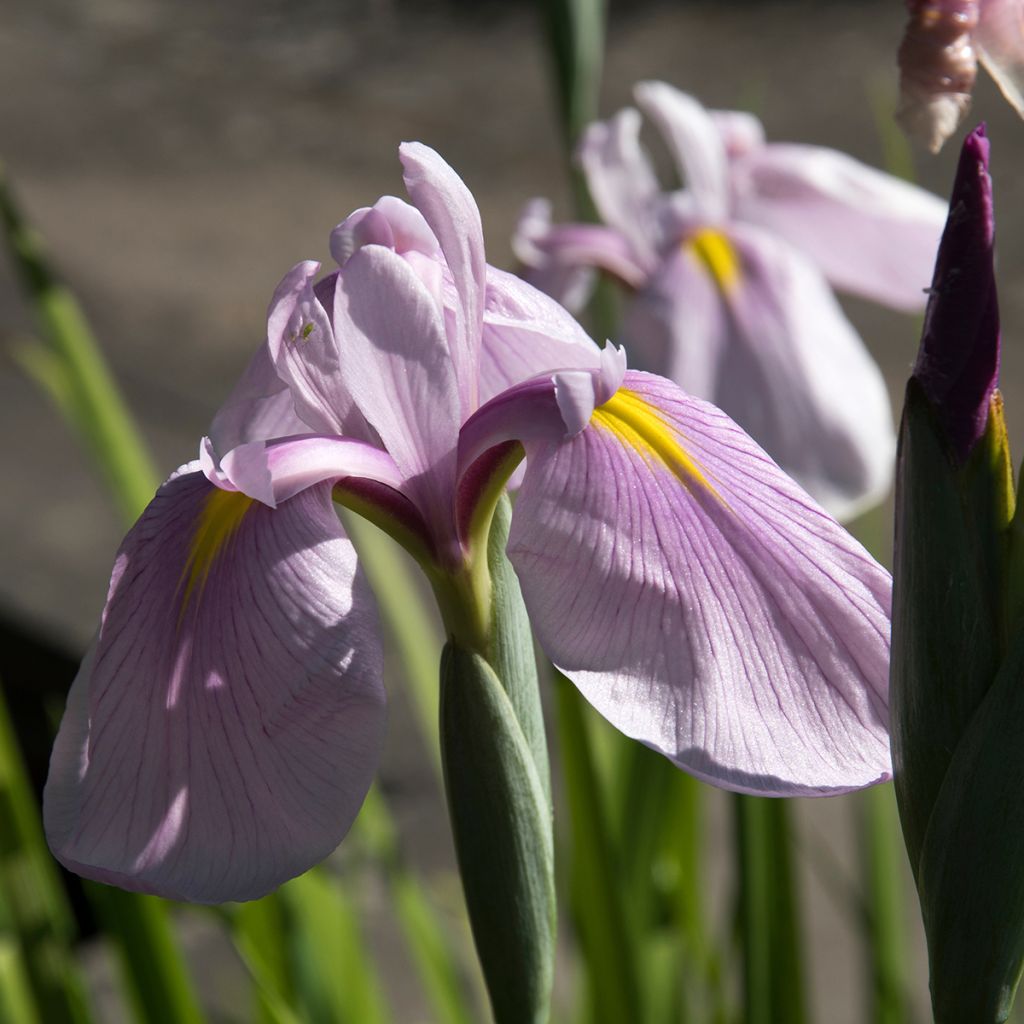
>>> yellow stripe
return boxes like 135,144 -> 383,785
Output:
590,389 -> 718,498
178,488 -> 253,614
686,227 -> 741,292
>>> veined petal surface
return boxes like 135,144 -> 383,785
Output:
634,81 -> 729,222
479,266 -> 602,404
400,142 -> 486,416
508,371 -> 891,796
713,225 -> 894,519
266,263 -> 362,436
208,342 -> 307,460
334,244 -> 461,543
44,466 -> 385,903
577,109 -> 662,266
732,143 -> 946,310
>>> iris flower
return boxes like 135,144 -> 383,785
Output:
516,83 -> 947,520
898,0 -> 1024,153
45,144 -> 892,903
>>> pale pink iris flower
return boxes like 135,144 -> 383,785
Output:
516,83 -> 948,520
898,0 -> 1024,153
45,144 -> 892,904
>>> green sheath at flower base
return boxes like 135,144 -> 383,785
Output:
440,644 -> 555,1024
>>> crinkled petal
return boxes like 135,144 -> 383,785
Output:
507,370 -> 891,796
634,82 -> 729,221
44,466 -> 386,903
266,263 -> 363,436
732,143 -> 946,310
977,0 -> 1024,116
208,343 -> 307,460
400,142 -> 486,415
713,226 -> 895,519
711,109 -> 766,158
334,244 -> 460,543
201,433 -> 408,509
577,109 -> 662,266
479,265 -> 602,404
330,197 -> 440,266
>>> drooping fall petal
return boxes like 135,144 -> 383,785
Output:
731,143 -> 946,310
44,465 -> 386,903
506,371 -> 891,796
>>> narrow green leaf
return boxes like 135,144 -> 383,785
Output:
441,644 -> 555,1024
357,789 -> 478,1024
0,937 -> 42,1024
858,786 -> 909,1024
342,513 -> 443,776
0,685 -> 92,1024
86,886 -> 205,1024
280,869 -> 391,1024
538,0 -> 607,149
734,796 -> 806,1024
231,894 -> 299,1024
555,674 -> 644,1024
0,162 -> 159,522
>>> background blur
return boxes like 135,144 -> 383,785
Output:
2,0 -> 1023,1020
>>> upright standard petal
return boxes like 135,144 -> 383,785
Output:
634,81 -> 729,222
507,371 -> 891,796
334,244 -> 461,546
44,466 -> 386,903
207,341 -> 308,461
478,265 -> 602,404
400,142 -> 486,415
265,262 -> 364,437
731,144 -> 946,311
577,109 -> 663,267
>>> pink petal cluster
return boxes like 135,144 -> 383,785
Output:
45,145 -> 893,903
516,83 -> 948,520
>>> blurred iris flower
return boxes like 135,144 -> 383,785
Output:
45,144 -> 892,903
898,0 -> 1024,153
516,82 -> 947,519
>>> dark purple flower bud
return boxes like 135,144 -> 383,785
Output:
913,124 -> 999,462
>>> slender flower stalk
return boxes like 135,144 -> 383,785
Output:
45,143 -> 894,1018
516,83 -> 947,520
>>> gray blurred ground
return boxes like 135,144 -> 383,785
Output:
3,0 -> 1024,1020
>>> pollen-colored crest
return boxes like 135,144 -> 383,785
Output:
179,487 -> 254,613
591,388 -> 717,497
686,227 -> 741,292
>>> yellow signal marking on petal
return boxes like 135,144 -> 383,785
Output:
590,389 -> 720,500
178,488 -> 254,615
686,227 -> 741,292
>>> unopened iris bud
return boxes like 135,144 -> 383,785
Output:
892,125 -> 1024,1024
912,123 -> 1000,460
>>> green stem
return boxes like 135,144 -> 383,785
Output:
860,785 -> 909,1024
734,795 -> 806,1024
556,674 -> 644,1024
0,685 -> 91,1024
